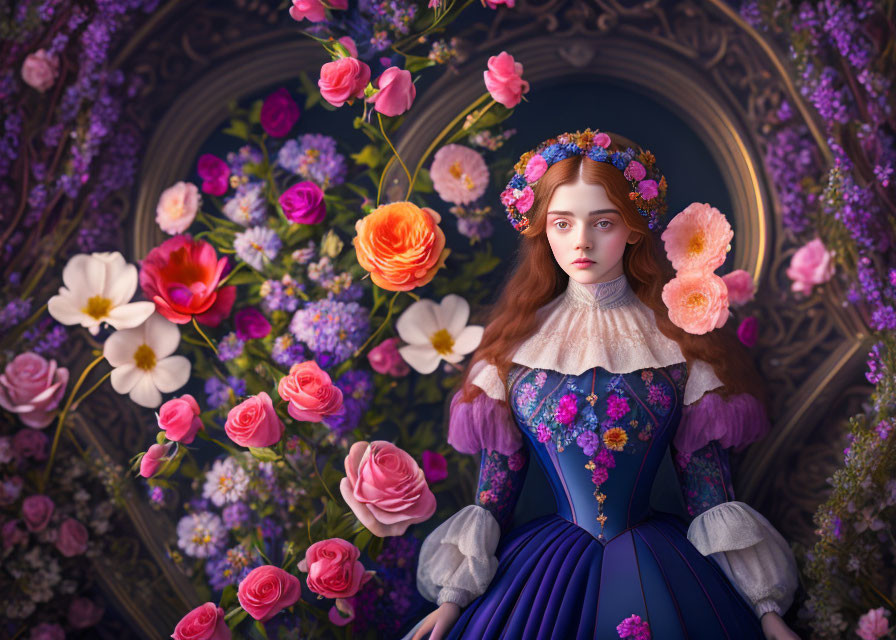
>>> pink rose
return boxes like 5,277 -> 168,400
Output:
367,337 -> 410,377
277,361 -> 344,422
156,182 -> 201,235
367,67 -> 416,117
337,36 -> 358,58
68,597 -> 105,629
172,602 -> 231,640
260,87 -> 300,138
524,155 -> 547,183
22,494 -> 54,532
13,428 -> 48,460
140,443 -> 172,478
279,181 -> 326,224
21,49 -> 58,92
422,450 -> 447,483
298,538 -> 372,599
737,316 -> 759,347
483,0 -> 515,8
339,441 -> 436,537
0,352 -> 69,429
224,392 -> 284,448
197,154 -> 230,196
318,57 -> 371,108
29,623 -> 64,640
592,132 -> 611,148
289,0 -> 326,22
857,607 -> 890,640
158,394 -> 203,444
786,238 -> 834,295
55,517 -> 88,557
515,186 -> 534,214
2,519 -> 26,549
638,179 -> 659,201
722,270 -> 755,306
624,161 -> 646,182
483,51 -> 529,108
237,565 -> 301,622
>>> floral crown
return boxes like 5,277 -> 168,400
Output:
500,128 -> 668,233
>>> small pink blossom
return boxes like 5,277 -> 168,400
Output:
234,307 -> 271,340
13,429 -> 48,460
524,155 -> 547,183
623,161 -> 646,182
499,188 -> 516,207
536,422 -> 551,443
68,597 -> 105,629
0,352 -> 68,429
329,599 -> 356,626
337,36 -> 358,58
856,608 -> 890,640
514,186 -> 534,213
367,67 -> 416,117
430,144 -> 489,205
722,270 -> 755,306
289,0 -> 326,22
593,133 -> 611,148
662,272 -> 730,335
786,237 -> 834,295
591,466 -> 608,485
318,57 -> 371,108
595,448 -> 615,468
197,154 -> 230,196
422,450 -> 447,483
367,337 -> 410,377
156,182 -> 201,235
55,517 -> 89,557
508,450 -> 525,471
260,87 -> 300,138
483,0 -> 515,7
2,519 -> 26,549
157,394 -> 203,444
483,51 -> 529,108
616,613 -> 651,639
21,49 -> 59,92
606,395 -> 630,420
140,443 -> 172,478
637,180 -> 658,201
554,393 -> 578,425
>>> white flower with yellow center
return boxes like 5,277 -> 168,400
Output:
102,313 -> 191,408
47,252 -> 155,336
395,294 -> 483,374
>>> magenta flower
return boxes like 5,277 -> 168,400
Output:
197,154 -> 230,196
606,394 -> 630,420
422,450 -> 447,483
591,466 -> 608,485
617,613 -> 651,639
554,393 -> 578,425
535,422 -> 551,443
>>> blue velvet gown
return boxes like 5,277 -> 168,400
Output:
440,361 -> 765,639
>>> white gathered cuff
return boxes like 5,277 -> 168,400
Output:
687,501 -> 799,618
416,504 -> 501,609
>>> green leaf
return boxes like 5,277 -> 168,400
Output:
404,55 -> 437,74
351,144 -> 383,169
223,118 -> 250,140
354,528 -> 372,552
221,585 -> 237,609
248,99 -> 263,125
253,620 -> 270,640
156,431 -> 167,445
248,446 -> 281,462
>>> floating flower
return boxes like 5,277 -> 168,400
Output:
156,182 -> 201,235
367,66 -> 416,117
260,87 -> 300,138
786,237 -> 834,294
483,51 -> 529,108
603,427 -> 628,451
177,511 -> 226,558
661,272 -> 730,335
48,251 -> 155,336
277,134 -> 347,189
721,270 -> 755,306
857,607 -> 890,640
222,182 -> 267,226
202,458 -> 249,507
298,538 -> 373,599
661,202 -> 733,273
318,57 -> 371,108
103,313 -> 191,408
395,294 -> 483,374
233,226 -> 281,271
197,154 -> 230,196
430,144 -> 489,205
21,49 -> 58,92
0,353 -> 68,429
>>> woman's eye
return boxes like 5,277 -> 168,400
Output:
595,220 -> 612,229
555,221 -> 569,230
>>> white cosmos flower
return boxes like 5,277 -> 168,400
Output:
47,252 -> 155,336
103,313 -> 191,408
395,294 -> 483,374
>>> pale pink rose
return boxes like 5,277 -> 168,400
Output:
857,607 -> 890,640
21,49 -> 59,92
68,597 -> 105,629
22,494 -> 54,532
237,565 -> 301,622
592,132 -> 611,148
0,352 -> 69,429
722,270 -> 755,306
2,519 -> 26,549
623,161 -> 646,182
13,428 -> 48,460
318,57 -> 371,108
638,179 -> 659,201
289,0 -> 326,22
337,36 -> 358,58
367,67 -> 416,117
786,237 -> 834,294
483,51 -> 529,108
172,602 -> 231,640
661,202 -> 733,273
158,394 -> 203,444
329,599 -> 356,626
55,517 -> 88,557
661,272 -> 730,335
140,443 -> 172,478
422,450 -> 447,483
29,623 -> 64,640
298,538 -> 372,599
339,441 -> 436,537
156,182 -> 201,235
737,316 -> 759,347
224,392 -> 285,448
430,144 -> 489,205
367,337 -> 410,377
277,361 -> 344,422
483,0 -> 515,8
514,186 -> 534,213
524,155 -> 547,183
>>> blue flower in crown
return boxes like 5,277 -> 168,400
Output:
611,152 -> 627,171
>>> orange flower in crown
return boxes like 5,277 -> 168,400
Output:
353,201 -> 450,291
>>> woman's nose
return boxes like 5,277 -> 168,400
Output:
575,229 -> 592,250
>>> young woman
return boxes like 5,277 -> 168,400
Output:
403,130 -> 800,640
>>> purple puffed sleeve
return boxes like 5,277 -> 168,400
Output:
673,392 -> 770,456
447,391 -> 522,457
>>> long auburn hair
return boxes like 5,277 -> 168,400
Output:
459,133 -> 766,408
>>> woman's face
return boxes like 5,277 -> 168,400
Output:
544,177 -> 640,285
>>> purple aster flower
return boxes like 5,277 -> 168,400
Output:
226,145 -> 263,177
457,216 -> 494,243
276,134 -> 347,188
222,502 -> 252,529
260,276 -> 303,313
271,334 -> 306,368
222,182 -> 268,226
205,376 -> 247,409
576,431 -> 600,457
289,297 -> 370,367
325,369 -> 374,436
233,226 -> 281,271
217,332 -> 245,362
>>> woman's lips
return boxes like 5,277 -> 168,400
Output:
572,259 -> 595,269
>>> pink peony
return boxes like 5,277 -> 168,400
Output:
22,494 -> 54,532
289,0 -> 326,22
857,607 -> 890,640
172,602 -> 231,640
197,154 -> 230,196
279,181 -> 326,224
277,361 -> 344,423
13,428 -> 48,460
157,394 -> 203,444
68,597 -> 105,629
737,316 -> 758,347
638,179 -> 659,201
318,57 -> 371,108
422,450 -> 447,483
722,269 -> 755,306
224,392 -> 285,448
624,161 -> 646,182
156,182 -> 201,235
514,186 -> 534,213
524,155 -> 547,183
237,565 -> 301,622
592,132 -> 611,148
0,352 -> 68,429
661,202 -> 733,273
21,49 -> 58,92
234,307 -> 271,340
339,440 -> 436,537
29,623 -> 64,640
430,144 -> 489,205
483,51 -> 529,108
55,517 -> 89,557
260,87 -> 300,138
661,272 -> 730,335
367,67 -> 416,117
140,443 -> 172,478
367,337 -> 410,377
786,237 -> 834,295
337,36 -> 358,58
298,538 -> 373,599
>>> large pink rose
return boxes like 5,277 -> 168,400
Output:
318,57 -> 371,108
339,441 -> 436,537
172,603 -> 231,640
260,87 -> 300,138
289,0 -> 326,22
224,392 -> 284,448
367,337 -> 410,377
483,51 -> 529,108
21,49 -> 58,92
721,269 -> 755,306
67,597 -> 105,630
237,565 -> 301,622
55,517 -> 88,557
277,361 -> 344,423
298,538 -> 373,599
367,67 -> 416,117
786,237 -> 834,295
140,235 -> 236,327
0,352 -> 68,429
158,394 -> 203,444
22,494 -> 54,532
661,272 -> 730,335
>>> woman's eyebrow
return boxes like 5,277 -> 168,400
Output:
546,209 -> 620,216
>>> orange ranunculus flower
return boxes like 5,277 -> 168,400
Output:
353,201 -> 449,292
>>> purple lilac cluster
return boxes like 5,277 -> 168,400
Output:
353,535 -> 424,635
260,276 -> 304,313
227,145 -> 263,178
276,134 -> 347,189
0,298 -> 32,330
289,297 -> 370,368
217,332 -> 245,362
271,334 -> 306,368
205,376 -> 247,409
326,370 -> 374,436
21,318 -> 67,357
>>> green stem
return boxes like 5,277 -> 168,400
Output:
192,317 -> 218,355
377,113 -> 412,200
353,291 -> 401,359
